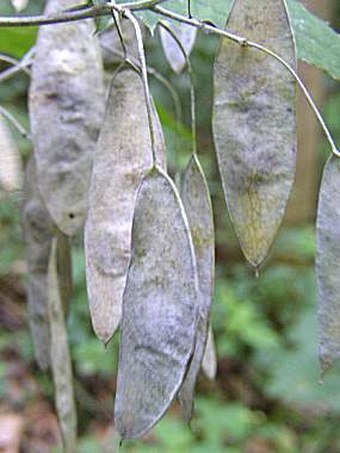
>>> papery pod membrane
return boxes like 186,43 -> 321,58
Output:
10,0 -> 29,11
85,66 -> 166,344
316,156 -> 340,373
201,324 -> 217,380
100,18 -> 143,68
48,235 -> 77,452
213,0 -> 297,267
56,231 -> 72,315
29,0 -> 105,236
178,154 -> 215,421
115,166 -> 198,440
159,21 -> 197,74
0,114 -> 22,192
22,156 -> 53,371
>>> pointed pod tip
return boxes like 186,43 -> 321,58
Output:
95,330 -> 113,347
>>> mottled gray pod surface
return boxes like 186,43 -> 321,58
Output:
316,157 -> 340,373
100,18 -> 142,67
201,324 -> 217,380
159,21 -> 197,74
22,156 -> 53,371
213,0 -> 297,267
29,0 -> 104,236
0,114 -> 22,192
178,155 -> 215,420
85,67 -> 166,344
48,236 -> 77,452
115,166 -> 198,440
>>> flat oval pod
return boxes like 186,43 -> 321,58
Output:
29,0 -> 105,236
201,324 -> 217,380
114,166 -> 198,440
316,156 -> 340,373
213,0 -> 297,267
85,66 -> 166,344
178,154 -> 215,420
159,21 -> 197,74
22,156 -> 54,371
0,114 -> 22,192
48,235 -> 77,452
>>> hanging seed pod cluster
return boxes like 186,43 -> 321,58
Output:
6,0 -> 337,446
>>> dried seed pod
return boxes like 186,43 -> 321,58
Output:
10,0 -> 29,11
159,21 -> 197,74
178,154 -> 215,420
56,231 -> 73,315
213,0 -> 297,267
22,156 -> 54,371
29,0 -> 105,236
100,18 -> 142,68
201,324 -> 217,380
85,67 -> 166,344
316,156 -> 340,373
48,235 -> 77,452
0,114 -> 22,192
115,166 -> 198,440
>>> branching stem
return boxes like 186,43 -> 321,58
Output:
159,21 -> 197,155
0,47 -> 33,83
125,10 -> 157,164
0,0 -> 169,27
0,105 -> 31,139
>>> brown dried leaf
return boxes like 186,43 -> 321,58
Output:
85,66 -> 166,344
114,166 -> 198,440
29,0 -> 105,236
48,235 -> 77,452
213,0 -> 297,267
316,156 -> 340,373
22,156 -> 53,371
0,114 -> 22,192
159,21 -> 197,74
178,154 -> 215,420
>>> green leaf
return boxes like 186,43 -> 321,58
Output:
0,28 -> 37,58
287,0 -> 340,80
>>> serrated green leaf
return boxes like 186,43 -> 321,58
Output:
287,0 -> 340,80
